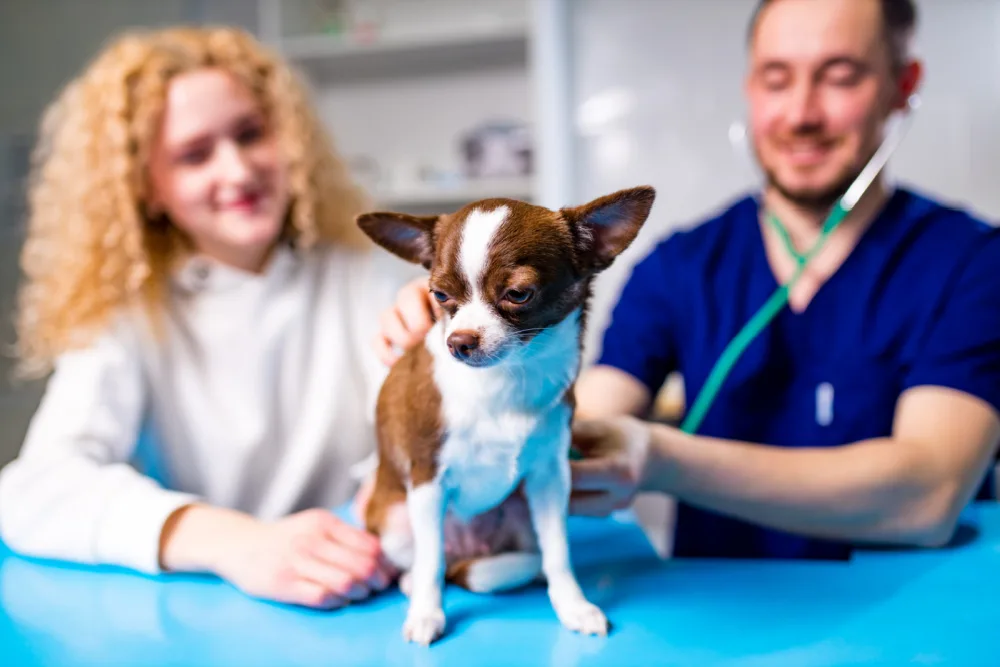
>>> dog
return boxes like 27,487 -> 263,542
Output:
356,186 -> 655,645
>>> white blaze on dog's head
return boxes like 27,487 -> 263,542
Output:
445,205 -> 512,365
356,187 -> 657,368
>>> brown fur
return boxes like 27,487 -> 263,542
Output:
364,343 -> 442,535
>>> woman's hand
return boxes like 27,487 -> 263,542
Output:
374,277 -> 441,366
160,504 -> 394,610
569,415 -> 656,517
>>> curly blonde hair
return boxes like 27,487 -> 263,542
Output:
15,25 -> 372,378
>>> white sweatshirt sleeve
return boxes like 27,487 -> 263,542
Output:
0,317 -> 199,574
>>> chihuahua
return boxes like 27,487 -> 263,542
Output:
356,186 -> 655,645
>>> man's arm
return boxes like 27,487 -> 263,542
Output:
641,385 -> 1000,547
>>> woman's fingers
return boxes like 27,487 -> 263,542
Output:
373,332 -> 401,366
311,538 -> 390,591
295,555 -> 371,602
317,513 -> 379,553
281,577 -> 349,610
379,307 -> 415,353
317,513 -> 396,584
397,285 -> 436,338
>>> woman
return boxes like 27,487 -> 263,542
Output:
0,26 -> 417,610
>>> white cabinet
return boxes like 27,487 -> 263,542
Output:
257,0 -> 540,213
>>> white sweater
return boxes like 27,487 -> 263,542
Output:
0,242 -> 417,575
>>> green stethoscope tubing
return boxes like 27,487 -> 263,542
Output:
678,96 -> 920,435
678,202 -> 849,435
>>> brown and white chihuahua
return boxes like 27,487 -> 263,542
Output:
356,186 -> 655,645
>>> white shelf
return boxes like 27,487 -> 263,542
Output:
372,175 -> 534,209
280,20 -> 529,81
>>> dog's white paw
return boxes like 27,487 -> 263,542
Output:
555,600 -> 608,636
402,607 -> 446,645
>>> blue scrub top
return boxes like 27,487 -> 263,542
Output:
597,186 -> 1000,560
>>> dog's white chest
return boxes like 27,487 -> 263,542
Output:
439,410 -> 540,520
426,311 -> 579,521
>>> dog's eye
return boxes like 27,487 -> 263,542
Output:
431,290 -> 450,303
504,288 -> 534,305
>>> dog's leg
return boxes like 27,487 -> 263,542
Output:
403,480 -> 448,645
449,553 -> 543,593
523,429 -> 608,636
399,571 -> 413,597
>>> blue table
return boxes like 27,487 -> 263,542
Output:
2,504 -> 999,666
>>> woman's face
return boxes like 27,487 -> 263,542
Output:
147,67 -> 290,272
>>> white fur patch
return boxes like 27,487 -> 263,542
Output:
447,206 -> 513,357
425,308 -> 582,521
405,481 -> 446,624
446,299 -> 508,359
462,553 -> 543,593
459,205 -> 510,289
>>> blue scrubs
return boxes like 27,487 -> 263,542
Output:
597,186 -> 1000,560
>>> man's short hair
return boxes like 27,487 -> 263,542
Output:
747,0 -> 918,72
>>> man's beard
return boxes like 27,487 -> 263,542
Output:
754,130 -> 883,213
762,163 -> 861,212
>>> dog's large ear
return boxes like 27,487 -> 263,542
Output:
562,186 -> 656,273
356,211 -> 440,269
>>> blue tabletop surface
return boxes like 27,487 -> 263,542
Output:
2,503 -> 999,666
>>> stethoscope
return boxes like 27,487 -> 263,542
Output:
679,94 -> 922,435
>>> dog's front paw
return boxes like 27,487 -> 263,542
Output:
403,607 -> 446,645
554,599 -> 608,636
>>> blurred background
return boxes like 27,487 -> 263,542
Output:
0,0 -> 997,472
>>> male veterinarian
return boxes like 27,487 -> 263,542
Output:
374,0 -> 1000,560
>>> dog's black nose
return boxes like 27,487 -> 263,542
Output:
447,331 -> 480,361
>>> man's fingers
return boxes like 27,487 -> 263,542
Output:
568,491 -> 615,518
569,459 -> 621,491
571,421 -> 619,457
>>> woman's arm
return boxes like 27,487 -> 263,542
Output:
0,318 -> 198,573
0,318 -> 393,608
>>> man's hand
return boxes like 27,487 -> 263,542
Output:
160,504 -> 395,610
374,277 -> 440,366
569,416 -> 656,517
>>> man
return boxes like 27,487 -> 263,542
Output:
373,0 -> 1000,559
